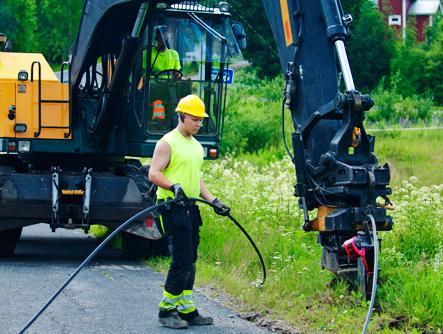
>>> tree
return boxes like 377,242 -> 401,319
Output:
229,2 -> 281,78
389,15 -> 443,104
423,16 -> 443,104
343,0 -> 396,91
0,0 -> 38,52
35,0 -> 83,64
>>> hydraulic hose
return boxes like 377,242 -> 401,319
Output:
192,198 -> 267,287
17,199 -> 174,334
362,214 -> 379,334
18,197 -> 265,333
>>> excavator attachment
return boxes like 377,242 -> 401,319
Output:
262,0 -> 393,297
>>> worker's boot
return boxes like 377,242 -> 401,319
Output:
187,314 -> 214,326
159,311 -> 188,329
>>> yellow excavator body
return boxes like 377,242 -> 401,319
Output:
0,52 -> 70,140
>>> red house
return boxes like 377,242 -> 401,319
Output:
376,0 -> 442,41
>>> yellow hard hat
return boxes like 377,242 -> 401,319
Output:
175,94 -> 209,118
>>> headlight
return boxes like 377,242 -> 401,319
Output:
156,2 -> 168,9
18,141 -> 31,152
18,70 -> 28,81
219,1 -> 230,12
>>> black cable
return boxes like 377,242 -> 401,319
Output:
18,199 -> 175,334
18,197 -> 266,333
281,0 -> 303,164
192,198 -> 266,287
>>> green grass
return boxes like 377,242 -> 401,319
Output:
147,131 -> 443,332
374,129 -> 443,187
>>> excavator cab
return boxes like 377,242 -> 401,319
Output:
129,2 -> 244,158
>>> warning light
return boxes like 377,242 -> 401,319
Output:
209,148 -> 218,159
8,141 -> 16,152
145,216 -> 154,228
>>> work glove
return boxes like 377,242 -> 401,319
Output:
170,183 -> 187,203
212,198 -> 230,216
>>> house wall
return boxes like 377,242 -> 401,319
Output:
377,0 -> 430,41
378,0 -> 412,15
415,15 -> 430,41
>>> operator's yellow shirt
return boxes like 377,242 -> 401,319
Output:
143,47 -> 181,74
156,128 -> 204,200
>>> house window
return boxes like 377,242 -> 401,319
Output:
389,15 -> 402,26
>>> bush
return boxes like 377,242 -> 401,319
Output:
389,17 -> 443,105
221,69 -> 287,154
200,155 -> 443,331
368,81 -> 435,124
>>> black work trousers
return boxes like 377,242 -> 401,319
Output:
161,203 -> 202,296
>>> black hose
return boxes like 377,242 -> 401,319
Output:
192,198 -> 266,287
362,214 -> 378,334
18,197 -> 266,333
17,199 -> 175,334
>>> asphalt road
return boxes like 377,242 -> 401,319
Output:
0,224 -> 270,334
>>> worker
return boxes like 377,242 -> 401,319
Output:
144,25 -> 181,79
138,25 -> 181,93
148,94 -> 230,329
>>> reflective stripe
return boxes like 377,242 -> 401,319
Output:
176,290 -> 196,314
159,290 -> 181,311
152,99 -> 165,120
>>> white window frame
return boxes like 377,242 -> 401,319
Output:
389,15 -> 402,26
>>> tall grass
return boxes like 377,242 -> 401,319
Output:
191,156 -> 443,332
374,129 -> 443,187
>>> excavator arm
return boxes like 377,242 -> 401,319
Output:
262,0 -> 393,296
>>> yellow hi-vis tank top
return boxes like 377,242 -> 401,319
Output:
156,128 -> 204,200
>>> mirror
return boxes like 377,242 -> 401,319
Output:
231,23 -> 247,49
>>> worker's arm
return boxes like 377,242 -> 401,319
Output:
200,178 -> 216,203
148,140 -> 173,190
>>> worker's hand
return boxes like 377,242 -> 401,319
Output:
170,183 -> 187,203
212,198 -> 230,216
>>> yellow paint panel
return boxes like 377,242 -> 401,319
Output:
0,81 -> 16,137
15,81 -> 70,139
280,0 -> 293,46
310,206 -> 336,232
0,52 -> 58,81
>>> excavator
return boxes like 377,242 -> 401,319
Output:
0,0 -> 392,298
0,0 -> 246,257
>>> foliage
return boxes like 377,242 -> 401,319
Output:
229,1 -> 281,78
190,154 -> 443,332
221,69 -> 288,154
0,0 -> 38,52
374,129 -> 443,187
35,0 -> 83,64
390,16 -> 443,104
378,179 -> 443,328
343,0 -> 396,91
0,0 -> 83,64
368,81 -> 435,124
222,71 -> 438,158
